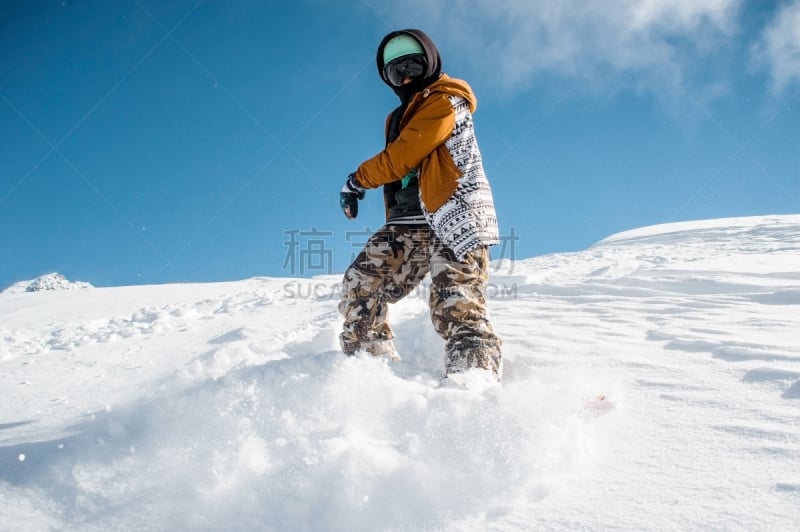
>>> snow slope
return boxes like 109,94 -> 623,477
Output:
1,215 -> 799,531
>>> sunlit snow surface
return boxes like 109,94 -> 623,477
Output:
1,215 -> 799,530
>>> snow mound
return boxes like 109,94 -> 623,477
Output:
594,213 -> 800,246
22,273 -> 93,293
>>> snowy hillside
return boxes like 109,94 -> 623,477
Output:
1,215 -> 799,531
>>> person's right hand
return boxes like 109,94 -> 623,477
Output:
340,173 -> 365,219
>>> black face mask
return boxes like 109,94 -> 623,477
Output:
391,75 -> 439,103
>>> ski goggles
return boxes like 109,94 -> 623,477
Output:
383,54 -> 427,87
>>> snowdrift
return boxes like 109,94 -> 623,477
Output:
1,215 -> 799,530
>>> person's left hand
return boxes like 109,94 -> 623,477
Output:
340,173 -> 365,219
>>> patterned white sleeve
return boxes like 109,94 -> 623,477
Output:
424,96 -> 499,260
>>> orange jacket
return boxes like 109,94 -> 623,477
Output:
354,74 -> 476,216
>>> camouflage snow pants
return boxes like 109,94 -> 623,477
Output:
339,224 -> 502,378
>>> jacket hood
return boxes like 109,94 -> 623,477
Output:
377,29 -> 442,102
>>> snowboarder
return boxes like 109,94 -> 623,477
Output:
338,29 -> 502,381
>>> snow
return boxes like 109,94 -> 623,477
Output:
1,214 -> 799,531
3,273 -> 93,294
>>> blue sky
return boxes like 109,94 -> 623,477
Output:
1,0 -> 799,288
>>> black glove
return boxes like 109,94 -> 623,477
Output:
340,173 -> 365,219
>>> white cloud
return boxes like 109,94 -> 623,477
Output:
387,0 -> 742,96
752,0 -> 800,93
